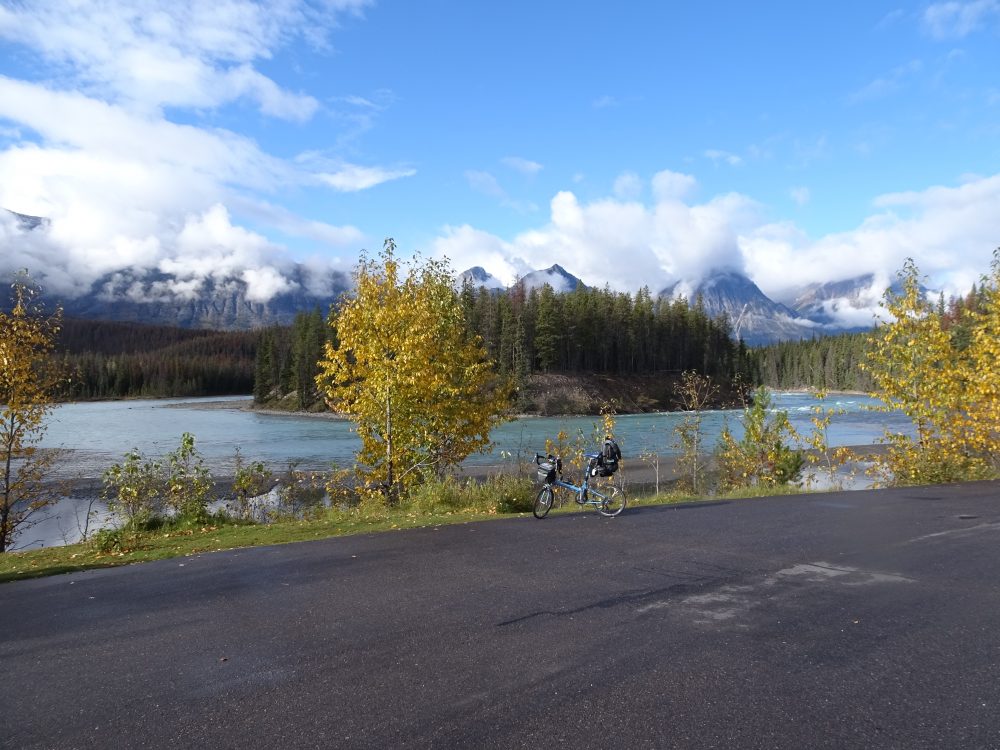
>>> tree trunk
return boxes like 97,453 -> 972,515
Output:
385,393 -> 395,505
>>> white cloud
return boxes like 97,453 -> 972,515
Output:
613,172 -> 643,200
923,0 -> 1000,38
229,197 -> 364,247
465,170 -> 508,200
502,156 -> 543,176
592,95 -> 619,109
317,163 -> 417,192
848,60 -> 923,104
0,76 -> 289,191
0,77 -> 366,301
0,1 -> 413,304
464,170 -> 537,214
705,149 -> 743,167
744,173 -> 1000,302
0,0 -> 371,119
433,183 -> 754,292
432,170 -> 1000,333
651,169 -> 697,202
432,225 -> 530,284
790,186 -> 811,206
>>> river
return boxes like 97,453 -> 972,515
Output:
17,392 -> 911,550
37,392 -> 911,478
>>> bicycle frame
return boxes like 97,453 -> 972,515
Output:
533,452 -> 625,518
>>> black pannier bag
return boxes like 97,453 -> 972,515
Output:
592,438 -> 622,477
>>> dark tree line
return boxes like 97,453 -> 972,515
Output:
750,332 -> 872,392
253,308 -> 329,409
459,283 -> 753,381
57,318 -> 257,399
252,286 -> 755,411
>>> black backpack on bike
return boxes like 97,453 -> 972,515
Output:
593,437 -> 621,477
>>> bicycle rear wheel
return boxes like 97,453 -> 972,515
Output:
596,486 -> 625,517
533,487 -> 554,519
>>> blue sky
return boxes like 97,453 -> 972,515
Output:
1,0 -> 999,310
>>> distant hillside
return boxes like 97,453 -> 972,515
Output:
516,264 -> 586,293
461,262 -> 879,345
56,318 -> 259,400
458,266 -> 505,291
60,267 -> 348,330
659,270 -> 812,345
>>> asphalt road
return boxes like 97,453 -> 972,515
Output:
3,481 -> 1000,749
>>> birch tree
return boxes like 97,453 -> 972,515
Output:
0,276 -> 62,552
317,240 -> 509,504
863,254 -> 1000,484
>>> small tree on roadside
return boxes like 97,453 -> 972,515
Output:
229,447 -> 274,520
716,387 -> 803,490
164,432 -> 213,521
102,448 -> 164,529
638,426 -> 663,496
802,389 -> 856,490
316,240 -> 510,504
0,275 -> 63,552
672,371 -> 717,494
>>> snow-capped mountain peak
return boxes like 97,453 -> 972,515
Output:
457,266 -> 506,291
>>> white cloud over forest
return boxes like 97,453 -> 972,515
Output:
433,170 -> 1000,329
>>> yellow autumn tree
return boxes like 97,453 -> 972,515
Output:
964,252 -> 1000,464
1,275 -> 63,552
316,240 -> 510,504
862,256 -> 999,484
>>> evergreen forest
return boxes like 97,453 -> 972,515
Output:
66,283 -> 987,407
57,318 -> 257,399
750,287 -> 993,392
751,332 -> 872,392
254,285 -> 756,411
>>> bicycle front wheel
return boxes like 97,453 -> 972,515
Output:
533,487 -> 554,519
596,486 -> 626,517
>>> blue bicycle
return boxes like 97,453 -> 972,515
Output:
533,451 -> 626,519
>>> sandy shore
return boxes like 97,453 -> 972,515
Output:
162,399 -> 352,420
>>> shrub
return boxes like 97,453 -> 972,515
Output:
716,387 -> 804,490
229,447 -> 274,520
164,433 -> 212,522
489,475 -> 535,513
102,449 -> 164,528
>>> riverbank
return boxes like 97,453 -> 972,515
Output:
251,372 -> 753,417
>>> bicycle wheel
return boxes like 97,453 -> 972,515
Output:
596,486 -> 626,517
533,487 -> 554,519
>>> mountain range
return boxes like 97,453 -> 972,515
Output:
461,264 -> 880,345
59,266 -> 351,330
5,208 -> 882,342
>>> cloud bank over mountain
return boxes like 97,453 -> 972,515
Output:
2,2 -> 998,336
433,169 -> 1000,331
0,0 -> 394,303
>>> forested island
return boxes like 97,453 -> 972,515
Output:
253,284 -> 758,414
